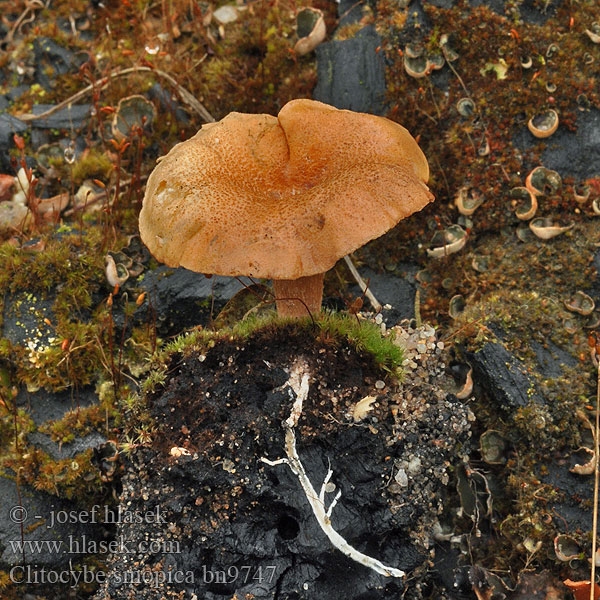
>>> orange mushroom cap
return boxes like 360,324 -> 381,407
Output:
139,99 -> 433,280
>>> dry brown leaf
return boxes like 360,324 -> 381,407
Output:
563,579 -> 600,600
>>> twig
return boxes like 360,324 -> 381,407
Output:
440,43 -> 490,145
343,255 -> 382,313
416,107 -> 438,125
427,78 -> 442,119
491,162 -> 511,182
3,0 -> 47,46
414,289 -> 421,328
16,66 -> 215,124
63,176 -> 147,217
432,154 -> 451,200
261,362 -> 405,578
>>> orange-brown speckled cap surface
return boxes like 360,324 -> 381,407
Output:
139,99 -> 434,279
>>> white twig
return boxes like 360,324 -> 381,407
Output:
260,457 -> 288,467
285,365 -> 310,429
261,366 -> 405,579
344,255 -> 382,313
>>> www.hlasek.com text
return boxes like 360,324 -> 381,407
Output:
10,535 -> 179,555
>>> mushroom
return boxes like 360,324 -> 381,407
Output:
527,109 -> 559,139
139,99 -> 433,318
294,8 -> 326,56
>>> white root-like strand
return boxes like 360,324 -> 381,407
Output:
261,366 -> 405,579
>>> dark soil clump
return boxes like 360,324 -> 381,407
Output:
93,323 -> 472,599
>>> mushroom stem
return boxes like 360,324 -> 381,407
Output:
273,273 -> 325,318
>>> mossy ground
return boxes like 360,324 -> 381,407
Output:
358,0 -> 600,589
0,0 -> 599,595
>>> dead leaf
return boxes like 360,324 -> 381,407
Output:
563,579 -> 600,600
570,447 -> 596,475
0,174 -> 14,202
352,395 -> 377,422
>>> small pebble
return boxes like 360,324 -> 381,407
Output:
395,468 -> 408,487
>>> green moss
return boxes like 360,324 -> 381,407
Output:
150,311 -> 404,376
2,446 -> 102,501
40,402 -> 108,444
0,570 -> 19,597
315,312 -> 404,373
0,228 -> 112,392
71,150 -> 113,185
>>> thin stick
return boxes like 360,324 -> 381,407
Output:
64,176 -> 146,217
432,154 -> 451,200
16,66 -> 215,124
591,355 -> 600,600
427,78 -> 442,119
440,44 -> 490,144
343,255 -> 382,313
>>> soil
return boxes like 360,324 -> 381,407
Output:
93,323 -> 473,599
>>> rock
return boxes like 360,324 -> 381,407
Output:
469,0 -> 507,14
514,108 -> 600,180
138,266 -> 252,335
529,339 -> 576,378
541,455 -> 593,534
16,386 -> 99,427
213,5 -> 239,24
28,431 -> 107,461
540,108 -> 600,180
518,0 -> 561,24
16,387 -> 106,469
393,1 -> 433,44
428,0 -> 456,7
337,0 -> 365,27
147,84 -> 189,124
1,229 -> 99,357
33,38 -> 84,89
0,113 -> 27,172
468,339 -> 544,413
30,103 -> 92,130
314,26 -> 386,115
0,476 -> 108,569
5,86 -> 29,103
348,265 -> 419,326
468,320 -> 578,416
92,323 -> 472,599
2,290 -> 57,349
591,248 -> 600,302
0,388 -> 110,576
